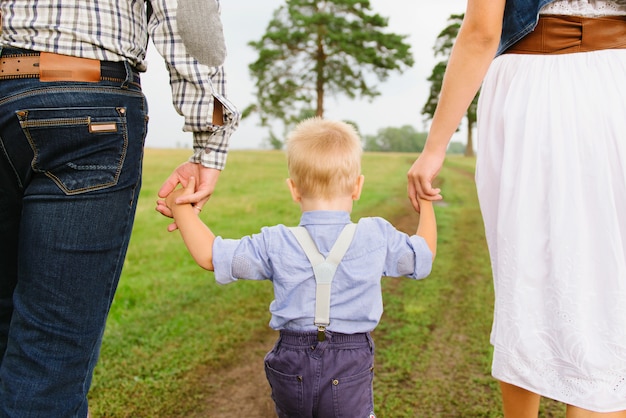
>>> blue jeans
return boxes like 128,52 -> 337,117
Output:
0,47 -> 147,417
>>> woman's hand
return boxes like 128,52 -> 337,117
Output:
407,149 -> 445,212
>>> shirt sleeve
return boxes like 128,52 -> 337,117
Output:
212,236 -> 241,284
367,218 -> 433,280
147,0 -> 240,170
404,235 -> 433,279
212,232 -> 274,284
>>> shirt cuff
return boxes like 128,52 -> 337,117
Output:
189,131 -> 229,170
188,93 -> 240,170
409,235 -> 433,279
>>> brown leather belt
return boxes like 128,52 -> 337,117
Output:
504,14 -> 626,55
0,49 -> 139,82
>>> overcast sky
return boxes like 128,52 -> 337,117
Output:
142,0 -> 468,150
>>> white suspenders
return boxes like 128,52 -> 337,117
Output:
289,223 -> 357,341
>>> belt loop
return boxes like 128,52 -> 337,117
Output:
121,61 -> 133,89
311,338 -> 329,360
367,332 -> 374,351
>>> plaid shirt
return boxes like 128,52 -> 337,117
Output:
0,0 -> 239,170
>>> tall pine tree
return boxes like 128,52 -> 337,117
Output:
245,0 -> 414,145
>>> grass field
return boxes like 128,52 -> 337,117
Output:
87,149 -> 566,417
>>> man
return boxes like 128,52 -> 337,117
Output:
0,0 -> 239,416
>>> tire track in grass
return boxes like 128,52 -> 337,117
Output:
370,163 -> 564,417
372,182 -> 499,417
181,326 -> 277,418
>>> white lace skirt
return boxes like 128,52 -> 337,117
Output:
476,49 -> 626,412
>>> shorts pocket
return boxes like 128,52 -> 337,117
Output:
16,106 -> 128,195
264,361 -> 304,417
331,365 -> 375,418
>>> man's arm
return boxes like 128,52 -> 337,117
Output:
148,0 -> 240,218
177,0 -> 226,68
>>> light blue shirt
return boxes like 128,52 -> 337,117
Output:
213,211 -> 433,334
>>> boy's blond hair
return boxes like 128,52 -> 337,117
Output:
286,117 -> 362,200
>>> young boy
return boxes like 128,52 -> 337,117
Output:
162,118 -> 437,418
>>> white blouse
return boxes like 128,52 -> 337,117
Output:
541,0 -> 626,16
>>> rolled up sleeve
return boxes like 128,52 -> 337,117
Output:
212,237 -> 240,284
406,235 -> 433,279
148,0 -> 240,171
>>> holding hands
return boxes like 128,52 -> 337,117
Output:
407,148 -> 445,212
163,175 -> 196,211
156,162 -> 218,231
158,175 -> 217,271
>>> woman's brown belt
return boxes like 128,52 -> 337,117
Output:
504,14 -> 626,54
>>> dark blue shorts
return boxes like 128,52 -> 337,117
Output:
264,330 -> 376,418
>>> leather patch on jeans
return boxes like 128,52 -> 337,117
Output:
39,52 -> 101,82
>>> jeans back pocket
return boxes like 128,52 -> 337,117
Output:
265,361 -> 305,417
331,365 -> 375,418
16,106 -> 128,195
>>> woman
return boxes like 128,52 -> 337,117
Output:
408,0 -> 626,416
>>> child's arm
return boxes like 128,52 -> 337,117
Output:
416,199 -> 437,260
165,177 -> 216,271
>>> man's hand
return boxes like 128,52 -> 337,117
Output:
156,162 -> 220,231
164,176 -> 196,211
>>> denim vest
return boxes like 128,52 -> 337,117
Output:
497,0 -> 558,55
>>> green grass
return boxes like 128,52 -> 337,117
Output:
88,149 -> 565,417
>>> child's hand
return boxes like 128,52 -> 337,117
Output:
156,177 -> 200,233
164,176 -> 196,209
164,187 -> 184,209
156,177 -> 197,222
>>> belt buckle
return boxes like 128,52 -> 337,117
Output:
39,52 -> 101,82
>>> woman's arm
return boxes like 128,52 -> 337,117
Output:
407,0 -> 506,211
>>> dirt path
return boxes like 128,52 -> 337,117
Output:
187,326 -> 277,418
